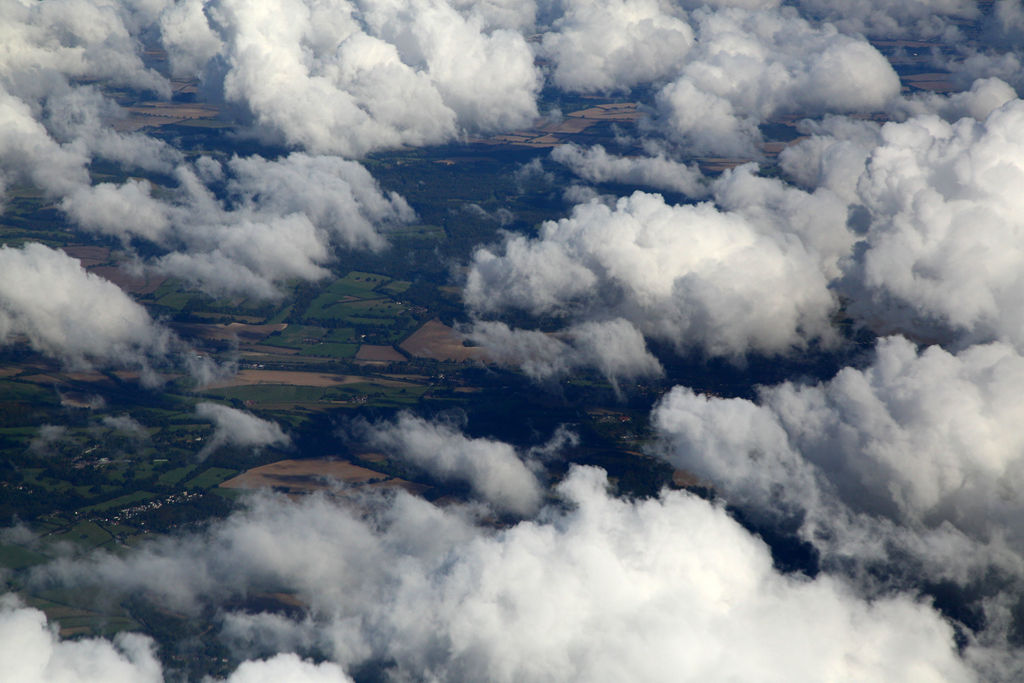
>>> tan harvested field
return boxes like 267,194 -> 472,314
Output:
536,117 -> 595,135
566,103 -> 642,121
354,451 -> 389,465
90,265 -> 166,295
60,392 -> 103,408
672,469 -> 700,489
62,246 -> 110,267
202,369 -> 420,390
113,98 -> 220,131
173,322 -> 287,343
696,157 -> 751,172
225,322 -> 288,341
902,72 -> 955,92
21,371 -> 109,385
356,345 -> 406,362
221,459 -> 390,493
244,345 -> 301,356
126,102 -> 219,118
221,458 -> 429,496
0,367 -> 23,379
18,373 -> 61,385
112,371 -> 142,382
126,102 -> 219,119
203,370 -> 355,389
477,102 -> 641,148
400,319 -> 486,362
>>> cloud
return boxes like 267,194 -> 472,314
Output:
651,335 -> 1024,667
195,402 -> 290,459
0,596 -> 353,683
465,190 -> 837,362
0,243 -> 176,382
536,3 -> 899,157
795,0 -> 978,40
550,143 -> 708,197
466,318 -> 663,387
29,425 -> 69,456
61,153 -> 415,297
222,654 -> 355,683
896,77 -> 1018,123
102,414 -> 148,438
836,97 -> 1024,348
0,2 -> 178,210
0,87 -> 90,199
773,91 -> 1024,352
362,412 -> 543,516
652,7 -> 900,157
0,0 -> 168,98
178,0 -> 540,156
658,336 -> 1024,537
540,0 -> 694,92
0,597 -> 162,683
29,467 -> 975,681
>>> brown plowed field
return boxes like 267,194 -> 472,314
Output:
202,369 -> 419,390
399,319 -> 486,362
220,458 -> 428,496
89,266 -> 166,295
220,459 -> 389,493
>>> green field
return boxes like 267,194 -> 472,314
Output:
304,272 -> 401,320
47,520 -> 115,549
382,279 -> 411,295
261,325 -> 358,357
184,467 -> 237,489
158,465 -> 195,486
81,491 -> 157,514
202,384 -> 332,404
0,542 -> 49,570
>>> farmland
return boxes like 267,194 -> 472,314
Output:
0,82 -> 702,663
219,458 -> 421,495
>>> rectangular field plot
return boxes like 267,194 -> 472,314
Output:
0,542 -> 49,570
260,325 -> 358,357
81,491 -> 157,514
304,272 -> 403,320
184,467 -> 238,489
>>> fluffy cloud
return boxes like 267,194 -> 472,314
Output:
550,143 -> 708,197
537,3 -> 899,157
540,0 -> 694,92
195,402 -> 290,458
897,77 -> 1018,124
0,243 -> 175,381
466,318 -> 663,386
61,153 -> 414,297
178,0 -> 540,156
0,0 -> 168,98
465,190 -> 837,361
652,335 -> 1024,665
660,336 -> 1024,537
0,0 -> 181,209
795,0 -> 978,40
0,597 -> 161,683
653,7 -> 900,156
101,414 -> 148,438
0,87 -> 90,200
30,467 -> 974,682
838,98 -> 1024,348
0,597 -> 360,682
222,654 -> 355,683
362,412 -> 543,515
